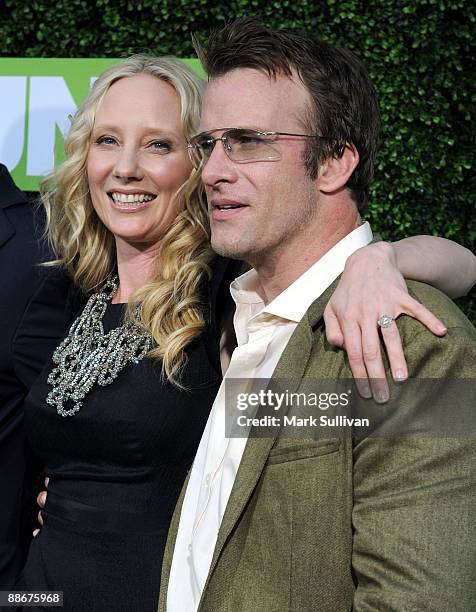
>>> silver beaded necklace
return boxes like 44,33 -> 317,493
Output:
46,275 -> 153,417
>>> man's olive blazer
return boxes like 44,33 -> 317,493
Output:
159,280 -> 476,612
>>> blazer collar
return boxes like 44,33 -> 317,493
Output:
202,277 -> 341,598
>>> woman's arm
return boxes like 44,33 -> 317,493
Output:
324,236 -> 475,401
393,236 -> 476,298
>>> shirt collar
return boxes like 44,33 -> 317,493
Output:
230,221 -> 373,324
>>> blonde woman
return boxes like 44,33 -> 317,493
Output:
17,54 -> 474,611
19,56 -> 221,612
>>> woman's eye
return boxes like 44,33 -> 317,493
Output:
149,141 -> 172,152
96,136 -> 117,146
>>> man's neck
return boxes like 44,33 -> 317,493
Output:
252,202 -> 362,304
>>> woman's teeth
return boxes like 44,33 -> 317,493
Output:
110,192 -> 156,206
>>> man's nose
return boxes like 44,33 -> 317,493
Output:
201,140 -> 238,187
113,146 -> 144,181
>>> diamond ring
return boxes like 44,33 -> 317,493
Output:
377,314 -> 394,328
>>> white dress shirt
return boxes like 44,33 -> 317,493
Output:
167,222 -> 373,611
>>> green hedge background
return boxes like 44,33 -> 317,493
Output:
1,0 -> 474,320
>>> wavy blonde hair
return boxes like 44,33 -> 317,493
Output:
42,55 -> 214,383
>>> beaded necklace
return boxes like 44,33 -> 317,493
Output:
46,276 -> 153,417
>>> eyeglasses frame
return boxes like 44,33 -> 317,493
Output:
187,127 -> 335,169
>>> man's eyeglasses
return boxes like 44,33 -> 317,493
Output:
187,128 -> 332,169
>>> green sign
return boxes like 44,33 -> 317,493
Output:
0,58 -> 204,191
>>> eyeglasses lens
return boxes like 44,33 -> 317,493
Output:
190,129 -> 282,169
226,130 -> 281,163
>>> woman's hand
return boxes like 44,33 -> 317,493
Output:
32,476 -> 49,537
324,242 -> 447,402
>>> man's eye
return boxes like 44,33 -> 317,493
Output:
239,136 -> 264,145
232,132 -> 269,146
149,141 -> 172,152
96,136 -> 117,145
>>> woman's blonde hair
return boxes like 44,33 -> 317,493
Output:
42,55 -> 214,383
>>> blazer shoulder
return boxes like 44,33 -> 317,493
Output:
0,164 -> 28,208
396,281 -> 476,378
406,280 -> 474,332
398,281 -> 476,341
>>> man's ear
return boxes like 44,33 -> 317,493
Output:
318,144 -> 359,193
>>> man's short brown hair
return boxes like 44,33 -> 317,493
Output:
194,17 -> 380,212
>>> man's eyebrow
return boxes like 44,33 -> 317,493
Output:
236,125 -> 270,132
197,125 -> 270,133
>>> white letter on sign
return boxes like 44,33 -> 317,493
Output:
27,76 -> 78,176
0,76 -> 27,171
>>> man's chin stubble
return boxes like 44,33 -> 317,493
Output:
210,237 -> 256,264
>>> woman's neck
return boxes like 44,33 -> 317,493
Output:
112,239 -> 160,304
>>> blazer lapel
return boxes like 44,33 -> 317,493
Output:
203,279 -> 340,592
0,208 -> 15,248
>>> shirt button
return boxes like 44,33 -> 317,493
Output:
205,473 -> 211,486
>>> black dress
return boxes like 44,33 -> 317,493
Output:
17,258 -> 241,612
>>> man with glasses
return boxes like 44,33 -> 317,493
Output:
160,18 -> 476,612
